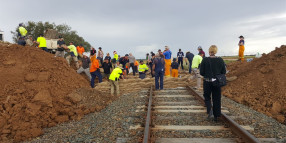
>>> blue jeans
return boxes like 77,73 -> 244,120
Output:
139,73 -> 146,79
188,61 -> 192,73
155,71 -> 164,90
90,70 -> 102,88
41,47 -> 48,52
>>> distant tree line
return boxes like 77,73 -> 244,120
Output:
11,21 -> 91,51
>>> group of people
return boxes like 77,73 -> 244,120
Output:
17,23 -> 247,121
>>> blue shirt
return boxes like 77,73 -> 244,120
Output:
163,50 -> 172,59
239,40 -> 245,45
177,51 -> 184,60
154,57 -> 165,72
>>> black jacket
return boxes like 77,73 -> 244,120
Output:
200,57 -> 226,79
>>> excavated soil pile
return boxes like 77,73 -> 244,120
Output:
0,42 -> 196,142
223,45 -> 286,124
0,43 -> 93,142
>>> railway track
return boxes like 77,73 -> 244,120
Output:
120,86 -> 282,143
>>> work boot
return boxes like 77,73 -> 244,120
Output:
213,117 -> 219,122
207,109 -> 214,120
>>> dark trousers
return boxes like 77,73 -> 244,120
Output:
188,60 -> 192,73
98,57 -> 103,65
90,70 -> 102,88
130,63 -> 136,76
203,81 -> 221,118
139,72 -> 146,79
149,63 -> 154,77
155,71 -> 164,90
41,47 -> 48,52
178,59 -> 184,69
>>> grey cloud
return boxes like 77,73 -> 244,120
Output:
0,0 -> 285,58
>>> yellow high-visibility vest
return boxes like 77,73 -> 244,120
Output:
113,54 -> 118,60
19,26 -> 27,36
138,64 -> 149,72
192,55 -> 203,68
37,37 -> 47,48
109,68 -> 122,81
67,45 -> 78,56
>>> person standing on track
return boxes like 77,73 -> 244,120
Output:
102,57 -> 113,79
198,46 -> 205,58
185,51 -> 194,74
200,45 -> 226,122
97,47 -> 104,65
55,36 -> 66,58
90,57 -> 103,88
163,46 -> 172,77
105,53 -> 112,63
171,58 -> 179,78
192,52 -> 203,89
109,64 -> 124,96
119,54 -> 129,79
112,51 -> 119,68
238,35 -> 245,61
152,54 -> 165,90
134,60 -> 139,73
128,53 -> 136,76
177,49 -> 184,70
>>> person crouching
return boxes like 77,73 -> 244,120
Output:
77,53 -> 91,81
171,58 -> 179,78
138,60 -> 149,79
109,64 -> 124,96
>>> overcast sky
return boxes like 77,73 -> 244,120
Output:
1,0 -> 285,58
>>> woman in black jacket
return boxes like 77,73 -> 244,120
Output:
200,45 -> 226,122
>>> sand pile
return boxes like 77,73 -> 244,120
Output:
223,45 -> 286,124
95,74 -> 190,94
0,43 -> 93,142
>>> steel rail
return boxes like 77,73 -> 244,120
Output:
143,86 -> 153,143
187,86 -> 260,143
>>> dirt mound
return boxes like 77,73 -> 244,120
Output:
0,42 -> 195,142
0,43 -> 92,142
223,45 -> 286,124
